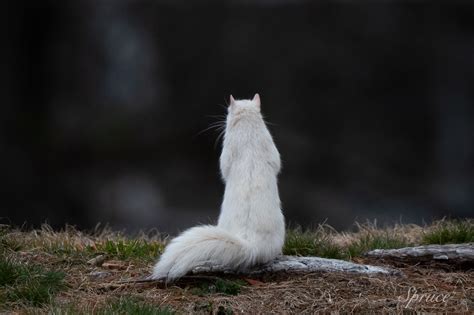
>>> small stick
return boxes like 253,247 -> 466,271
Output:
117,275 -> 224,284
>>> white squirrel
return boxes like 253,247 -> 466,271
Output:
151,93 -> 285,281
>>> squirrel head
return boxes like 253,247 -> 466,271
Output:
228,93 -> 261,114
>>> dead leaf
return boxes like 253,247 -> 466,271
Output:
244,278 -> 265,286
102,260 -> 128,270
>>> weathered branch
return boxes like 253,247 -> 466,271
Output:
366,243 -> 474,269
112,256 -> 401,287
192,255 -> 402,276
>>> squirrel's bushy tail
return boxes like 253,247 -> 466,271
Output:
151,225 -> 255,281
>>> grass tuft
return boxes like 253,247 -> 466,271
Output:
51,297 -> 174,315
91,239 -> 164,261
103,297 -> 175,315
0,256 -> 65,307
422,219 -> 474,245
284,223 -> 412,259
0,226 -> 22,252
0,225 -> 165,263
191,278 -> 245,296
346,232 -> 411,258
0,258 -> 19,286
283,225 -> 346,259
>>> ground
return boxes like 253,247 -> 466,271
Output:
0,220 -> 472,314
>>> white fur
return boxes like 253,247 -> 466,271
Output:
151,94 -> 285,281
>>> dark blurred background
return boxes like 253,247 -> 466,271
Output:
1,1 -> 473,233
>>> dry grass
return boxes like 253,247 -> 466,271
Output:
0,220 -> 472,314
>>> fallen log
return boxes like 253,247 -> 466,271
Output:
115,255 -> 401,286
192,255 -> 402,276
366,243 -> 474,269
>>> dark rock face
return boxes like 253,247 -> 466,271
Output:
2,1 -> 474,232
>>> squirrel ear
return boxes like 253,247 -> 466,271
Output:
253,93 -> 261,108
229,95 -> 235,106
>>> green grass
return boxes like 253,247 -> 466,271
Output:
422,219 -> 474,245
346,232 -> 411,258
190,278 -> 245,296
0,257 -> 20,286
43,243 -> 85,256
0,225 -> 164,263
91,239 -> 164,261
0,256 -> 65,307
102,297 -> 175,315
284,225 -> 411,259
50,297 -> 175,315
284,221 -> 473,259
283,226 -> 346,259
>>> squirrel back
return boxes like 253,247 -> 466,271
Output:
151,94 -> 285,281
218,94 -> 285,261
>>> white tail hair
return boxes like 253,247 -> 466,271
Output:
151,225 -> 255,280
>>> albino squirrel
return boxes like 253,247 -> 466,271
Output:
151,93 -> 285,281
